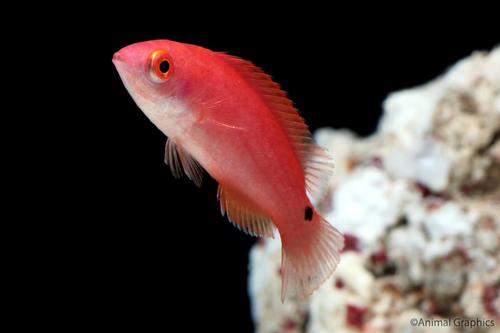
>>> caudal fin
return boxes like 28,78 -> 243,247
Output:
281,213 -> 344,302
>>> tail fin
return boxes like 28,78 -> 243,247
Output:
280,213 -> 344,302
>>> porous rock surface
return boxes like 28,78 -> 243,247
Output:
249,47 -> 500,333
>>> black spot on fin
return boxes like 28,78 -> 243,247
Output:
304,206 -> 313,221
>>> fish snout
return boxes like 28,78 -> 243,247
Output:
112,51 -> 123,64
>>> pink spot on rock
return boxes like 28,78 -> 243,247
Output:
342,234 -> 360,252
282,318 -> 296,331
482,286 -> 499,317
426,197 -> 444,211
415,182 -> 431,198
460,184 -> 475,196
422,297 -> 440,316
370,156 -> 384,169
346,304 -> 367,329
382,282 -> 400,294
370,248 -> 388,264
480,216 -> 496,230
454,245 -> 471,264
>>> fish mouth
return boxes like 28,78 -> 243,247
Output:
112,53 -> 155,112
112,51 -> 123,65
112,53 -> 138,100
112,51 -> 134,80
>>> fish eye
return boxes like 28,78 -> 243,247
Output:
148,49 -> 173,83
159,60 -> 170,74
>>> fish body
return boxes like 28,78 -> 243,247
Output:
113,40 -> 344,300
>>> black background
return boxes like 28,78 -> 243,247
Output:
105,24 -> 497,332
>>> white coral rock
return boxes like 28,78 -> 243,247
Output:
384,139 -> 453,192
308,253 -> 374,333
326,167 -> 411,244
249,236 -> 309,333
406,201 -> 477,241
249,46 -> 500,333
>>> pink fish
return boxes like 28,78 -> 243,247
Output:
113,40 -> 343,300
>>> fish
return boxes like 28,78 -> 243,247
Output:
112,39 -> 344,301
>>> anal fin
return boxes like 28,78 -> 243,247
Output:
217,185 -> 275,238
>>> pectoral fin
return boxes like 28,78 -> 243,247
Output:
164,138 -> 204,187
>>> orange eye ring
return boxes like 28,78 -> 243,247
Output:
148,49 -> 173,83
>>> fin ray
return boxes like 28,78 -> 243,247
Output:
217,53 -> 334,201
217,185 -> 275,238
281,213 -> 344,301
164,139 -> 204,187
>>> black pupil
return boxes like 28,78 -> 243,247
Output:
159,60 -> 170,74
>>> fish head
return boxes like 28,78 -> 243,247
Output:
113,40 -> 195,134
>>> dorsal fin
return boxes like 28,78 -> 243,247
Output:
218,185 -> 275,238
164,138 -> 204,187
217,53 -> 334,200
